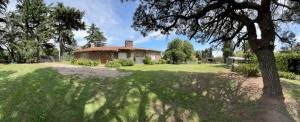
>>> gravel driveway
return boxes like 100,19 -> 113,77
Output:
42,63 -> 132,78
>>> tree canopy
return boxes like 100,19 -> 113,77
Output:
84,23 -> 106,48
0,0 -> 9,32
0,0 -> 89,63
51,3 -> 85,59
164,38 -> 195,64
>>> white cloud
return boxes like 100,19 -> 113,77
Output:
134,31 -> 165,44
73,30 -> 88,46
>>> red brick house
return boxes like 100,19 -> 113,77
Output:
74,40 -> 161,64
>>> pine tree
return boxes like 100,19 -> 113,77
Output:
84,23 -> 106,48
0,0 -> 8,33
16,0 -> 52,62
51,3 -> 85,60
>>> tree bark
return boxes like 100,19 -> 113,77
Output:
255,49 -> 284,99
59,38 -> 64,60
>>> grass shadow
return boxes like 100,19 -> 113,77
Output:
1,68 -> 294,121
281,80 -> 300,121
0,70 -> 16,80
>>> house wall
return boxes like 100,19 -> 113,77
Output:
74,51 -> 116,64
146,51 -> 161,61
74,50 -> 161,64
133,50 -> 161,63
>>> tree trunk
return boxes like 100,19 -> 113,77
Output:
255,49 -> 283,99
59,38 -> 64,60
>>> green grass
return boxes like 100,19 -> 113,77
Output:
0,63 -> 298,121
119,64 -> 229,73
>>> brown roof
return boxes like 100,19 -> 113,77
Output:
74,46 -> 160,53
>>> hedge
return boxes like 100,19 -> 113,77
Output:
71,58 -> 99,66
106,59 -> 134,67
232,64 -> 259,77
275,52 -> 300,72
278,71 -> 297,80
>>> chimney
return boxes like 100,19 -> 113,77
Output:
91,43 -> 95,48
125,40 -> 133,48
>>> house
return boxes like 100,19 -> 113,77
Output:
74,40 -> 161,64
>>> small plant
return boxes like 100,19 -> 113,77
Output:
279,71 -> 296,80
106,59 -> 122,68
70,59 -> 76,64
232,64 -> 259,77
71,58 -> 100,66
143,56 -> 154,65
119,59 -> 135,66
158,59 -> 167,64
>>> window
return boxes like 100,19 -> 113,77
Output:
80,53 -> 88,58
118,52 -> 127,59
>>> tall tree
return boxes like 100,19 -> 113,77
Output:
84,23 -> 106,48
222,39 -> 233,63
195,50 -> 202,61
16,0 -> 52,62
0,12 -> 23,62
0,0 -> 8,33
182,41 -> 194,62
201,48 -> 213,59
164,38 -> 194,64
165,38 -> 186,64
132,0 -> 300,99
51,3 -> 85,60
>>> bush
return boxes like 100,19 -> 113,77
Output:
106,60 -> 122,68
70,59 -> 76,64
71,58 -> 99,66
276,52 -> 300,72
158,59 -> 167,64
279,71 -> 296,80
232,64 -> 259,77
143,56 -> 154,65
119,59 -> 135,66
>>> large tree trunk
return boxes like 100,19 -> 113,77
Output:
255,49 -> 284,99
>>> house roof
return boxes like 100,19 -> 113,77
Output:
74,46 -> 161,53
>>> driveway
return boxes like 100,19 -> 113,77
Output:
41,63 -> 132,78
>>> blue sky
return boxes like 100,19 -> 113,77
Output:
6,0 -> 300,56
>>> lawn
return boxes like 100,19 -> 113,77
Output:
0,63 -> 299,121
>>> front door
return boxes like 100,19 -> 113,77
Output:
100,52 -> 109,64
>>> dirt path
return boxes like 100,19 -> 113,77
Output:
241,76 -> 298,122
41,63 -> 132,78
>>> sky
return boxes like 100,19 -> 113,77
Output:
6,0 -> 300,56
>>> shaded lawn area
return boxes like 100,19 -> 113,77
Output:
0,64 -> 298,121
119,64 -> 229,73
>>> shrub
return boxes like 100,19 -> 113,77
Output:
91,61 -> 100,66
278,71 -> 296,80
158,59 -> 167,64
143,56 -> 154,65
232,64 -> 259,77
70,59 -> 76,64
276,52 -> 300,72
106,59 -> 122,68
119,59 -> 135,66
71,58 -> 100,66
